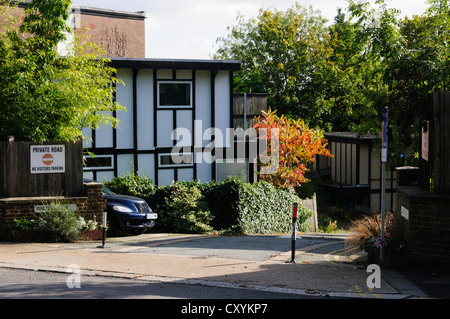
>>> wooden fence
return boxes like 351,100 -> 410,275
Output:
232,93 -> 267,137
420,90 -> 450,194
0,140 -> 84,197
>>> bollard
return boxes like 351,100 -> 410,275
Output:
287,203 -> 298,263
97,198 -> 107,249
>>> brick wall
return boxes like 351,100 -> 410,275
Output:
0,183 -> 103,226
0,3 -> 146,58
76,12 -> 145,58
395,185 -> 450,266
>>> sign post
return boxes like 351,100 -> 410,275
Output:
380,107 -> 388,265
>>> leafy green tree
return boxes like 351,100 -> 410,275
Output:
347,0 -> 450,166
316,7 -> 388,133
215,4 -> 332,128
0,0 -> 123,142
217,0 -> 450,167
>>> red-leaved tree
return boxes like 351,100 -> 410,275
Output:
254,109 -> 333,188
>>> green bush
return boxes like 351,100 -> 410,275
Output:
239,181 -> 312,234
105,175 -> 313,235
161,183 -> 214,233
37,202 -> 80,242
3,218 -> 40,241
105,172 -> 155,198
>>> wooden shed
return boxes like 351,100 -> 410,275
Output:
318,132 -> 397,213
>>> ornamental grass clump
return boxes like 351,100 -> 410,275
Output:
345,212 -> 394,250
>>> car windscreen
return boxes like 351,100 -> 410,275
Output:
103,185 -> 114,195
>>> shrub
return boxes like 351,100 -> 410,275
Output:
4,218 -> 40,241
37,202 -> 80,242
318,217 -> 338,233
105,175 -> 313,235
184,178 -> 313,234
161,183 -> 213,233
105,172 -> 155,198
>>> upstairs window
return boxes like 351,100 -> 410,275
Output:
158,81 -> 192,108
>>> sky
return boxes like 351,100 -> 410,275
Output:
73,0 -> 430,59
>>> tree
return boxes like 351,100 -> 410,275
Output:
346,0 -> 450,167
214,3 -> 389,132
217,0 -> 450,168
0,0 -> 123,142
215,4 -> 333,128
314,7 -> 388,133
254,109 -> 332,189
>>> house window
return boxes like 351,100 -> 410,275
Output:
158,81 -> 192,108
159,153 -> 193,167
216,159 -> 248,183
83,155 -> 114,170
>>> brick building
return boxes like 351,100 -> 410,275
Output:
67,5 -> 146,58
1,0 -> 146,58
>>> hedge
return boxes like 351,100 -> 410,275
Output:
104,174 -> 313,234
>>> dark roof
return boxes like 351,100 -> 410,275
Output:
324,132 -> 378,144
10,1 -> 146,20
109,58 -> 241,71
73,6 -> 146,20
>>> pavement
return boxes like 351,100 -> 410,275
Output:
0,232 -> 446,299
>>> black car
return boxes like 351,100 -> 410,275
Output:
84,179 -> 157,234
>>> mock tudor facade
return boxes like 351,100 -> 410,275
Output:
82,58 -> 248,186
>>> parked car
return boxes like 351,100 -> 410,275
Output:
83,179 -> 157,235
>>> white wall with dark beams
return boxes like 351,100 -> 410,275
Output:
83,58 -> 240,186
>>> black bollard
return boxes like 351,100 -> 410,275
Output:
98,198 -> 107,249
288,203 -> 298,263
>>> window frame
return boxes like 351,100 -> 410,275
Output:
157,80 -> 193,109
83,155 -> 114,171
158,152 -> 194,168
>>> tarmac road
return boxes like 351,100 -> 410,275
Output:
0,267 -> 310,299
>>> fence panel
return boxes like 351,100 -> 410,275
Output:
421,90 -> 450,194
0,140 -> 83,197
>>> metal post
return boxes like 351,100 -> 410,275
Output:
380,162 -> 386,265
289,203 -> 298,263
380,106 -> 388,265
98,199 -> 107,249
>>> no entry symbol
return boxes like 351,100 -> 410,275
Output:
42,153 -> 54,166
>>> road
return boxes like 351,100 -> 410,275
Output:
0,267 -> 318,299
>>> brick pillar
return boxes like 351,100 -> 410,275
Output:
85,183 -> 103,220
